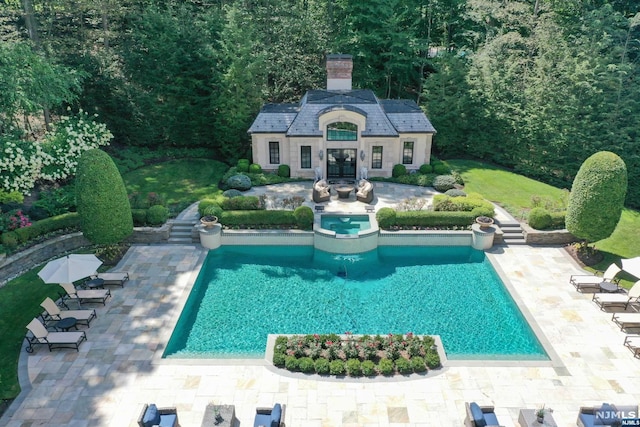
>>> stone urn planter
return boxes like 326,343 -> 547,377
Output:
475,216 -> 494,229
200,215 -> 218,228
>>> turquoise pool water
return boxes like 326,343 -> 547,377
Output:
320,214 -> 371,235
164,246 -> 547,360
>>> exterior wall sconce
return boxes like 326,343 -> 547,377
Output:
360,150 -> 365,161
319,149 -> 324,160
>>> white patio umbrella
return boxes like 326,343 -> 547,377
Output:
621,256 -> 640,279
38,254 -> 103,284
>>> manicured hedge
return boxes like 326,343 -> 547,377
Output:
220,210 -> 296,226
1,212 -> 81,249
222,195 -> 262,210
394,211 -> 475,227
76,149 -> 133,244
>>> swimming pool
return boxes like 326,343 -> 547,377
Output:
164,246 -> 547,360
320,214 -> 371,235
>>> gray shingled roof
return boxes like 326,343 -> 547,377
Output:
248,90 -> 436,136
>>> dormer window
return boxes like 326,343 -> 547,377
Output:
327,122 -> 357,141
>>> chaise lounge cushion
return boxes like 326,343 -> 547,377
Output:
469,402 -> 487,427
141,404 -> 160,427
270,403 -> 282,427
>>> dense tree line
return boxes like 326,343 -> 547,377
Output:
1,0 -> 639,207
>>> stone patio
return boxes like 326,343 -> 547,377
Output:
2,184 -> 640,427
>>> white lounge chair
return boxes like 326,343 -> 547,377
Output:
40,297 -> 96,327
25,318 -> 86,352
90,271 -> 129,287
624,335 -> 640,358
570,264 -> 621,292
612,312 -> 640,331
59,282 -> 111,307
592,280 -> 640,311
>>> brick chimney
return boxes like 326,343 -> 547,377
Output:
326,54 -> 353,91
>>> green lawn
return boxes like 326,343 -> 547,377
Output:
0,268 -> 62,399
123,158 -> 228,208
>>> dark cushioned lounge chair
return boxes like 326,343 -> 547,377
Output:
138,403 -> 179,427
464,402 -> 501,427
254,403 -> 285,427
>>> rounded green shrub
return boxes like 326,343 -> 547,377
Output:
76,149 -> 133,244
528,207 -> 552,230
294,206 -> 314,230
222,189 -> 242,198
278,164 -> 290,178
376,207 -> 396,229
361,360 -> 377,376
0,190 -> 24,204
1,232 -> 18,250
298,357 -> 315,373
249,163 -> 262,174
566,151 -> 627,242
202,204 -> 223,219
237,159 -> 250,173
378,358 -> 394,376
314,358 -> 330,375
273,352 -> 286,367
131,209 -> 147,226
419,164 -> 433,174
470,206 -> 495,218
432,175 -> 457,192
329,360 -> 345,375
226,174 -> 252,191
345,359 -> 362,376
433,164 -> 450,175
410,356 -> 426,373
284,356 -> 300,371
392,164 -> 407,178
395,358 -> 413,374
445,189 -> 466,197
425,351 -> 441,369
146,205 -> 169,226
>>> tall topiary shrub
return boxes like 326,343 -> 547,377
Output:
566,151 -> 627,243
76,149 -> 133,244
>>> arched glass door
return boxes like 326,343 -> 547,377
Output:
327,148 -> 357,180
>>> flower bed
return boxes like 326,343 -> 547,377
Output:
272,332 -> 441,377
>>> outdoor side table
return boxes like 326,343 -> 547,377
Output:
599,281 -> 620,293
518,409 -> 558,427
201,404 -> 236,427
84,278 -> 105,289
53,317 -> 78,332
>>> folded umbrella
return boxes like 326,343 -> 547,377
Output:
621,256 -> 640,280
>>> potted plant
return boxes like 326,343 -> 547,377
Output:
475,216 -> 494,229
200,205 -> 222,228
536,405 -> 545,423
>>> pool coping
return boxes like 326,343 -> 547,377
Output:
153,243 -> 563,369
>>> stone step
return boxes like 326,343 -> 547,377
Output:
503,238 -> 528,245
167,237 -> 193,244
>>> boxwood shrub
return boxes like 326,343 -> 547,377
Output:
285,356 -> 299,371
298,357 -> 315,373
432,175 -> 456,192
378,358 -> 394,375
345,359 -> 362,377
395,358 -> 413,374
314,358 -> 330,374
131,209 -> 147,226
278,164 -> 290,177
392,164 -> 407,177
361,360 -> 376,376
410,356 -> 426,373
433,164 -> 450,175
146,205 -> 169,226
329,360 -> 345,375
419,164 -> 433,174
293,206 -> 314,230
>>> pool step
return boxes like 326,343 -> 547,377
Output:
498,221 -> 526,245
168,219 -> 198,244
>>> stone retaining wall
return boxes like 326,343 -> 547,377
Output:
522,223 -> 576,245
0,225 -> 170,287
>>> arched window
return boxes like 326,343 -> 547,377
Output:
327,122 -> 357,141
